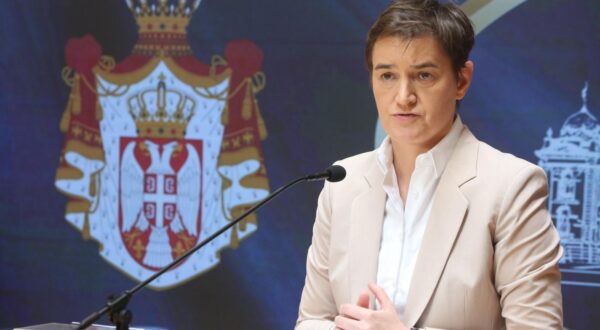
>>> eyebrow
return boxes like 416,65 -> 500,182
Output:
374,64 -> 395,70
373,62 -> 439,70
411,62 -> 439,69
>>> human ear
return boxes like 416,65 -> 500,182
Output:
456,60 -> 474,100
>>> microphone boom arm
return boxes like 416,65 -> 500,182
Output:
76,166 -> 344,330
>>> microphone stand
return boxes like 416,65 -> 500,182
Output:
76,166 -> 343,330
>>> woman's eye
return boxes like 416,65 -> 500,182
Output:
418,72 -> 432,80
381,73 -> 394,81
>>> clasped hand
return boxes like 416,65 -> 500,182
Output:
334,282 -> 409,330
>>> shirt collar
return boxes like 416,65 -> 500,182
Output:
376,115 -> 464,179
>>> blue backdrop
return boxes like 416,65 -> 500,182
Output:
1,0 -> 599,329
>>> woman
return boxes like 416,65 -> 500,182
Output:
296,1 -> 563,329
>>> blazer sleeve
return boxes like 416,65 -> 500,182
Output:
493,164 -> 563,329
296,181 -> 337,330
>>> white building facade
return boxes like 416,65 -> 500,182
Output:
535,83 -> 600,287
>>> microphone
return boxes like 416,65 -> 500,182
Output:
304,165 -> 346,182
75,165 -> 346,330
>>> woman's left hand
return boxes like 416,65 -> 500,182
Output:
334,282 -> 409,330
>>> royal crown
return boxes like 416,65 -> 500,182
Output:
126,0 -> 201,55
128,78 -> 196,139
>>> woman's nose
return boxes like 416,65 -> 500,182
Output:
394,81 -> 417,109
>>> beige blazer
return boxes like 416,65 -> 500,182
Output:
296,126 -> 563,330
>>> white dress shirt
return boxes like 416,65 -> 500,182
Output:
375,116 -> 464,317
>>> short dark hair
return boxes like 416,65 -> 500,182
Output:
365,0 -> 474,75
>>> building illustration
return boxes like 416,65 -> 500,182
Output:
535,82 -> 600,287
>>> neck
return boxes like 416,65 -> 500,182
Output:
390,120 -> 454,202
391,142 -> 427,203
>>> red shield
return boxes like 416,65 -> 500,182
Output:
118,137 -> 203,271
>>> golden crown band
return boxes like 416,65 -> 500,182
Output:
136,15 -> 190,34
135,120 -> 188,139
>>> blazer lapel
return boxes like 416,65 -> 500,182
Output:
404,127 -> 479,326
348,160 -> 386,306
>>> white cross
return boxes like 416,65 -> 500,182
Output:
144,174 -> 177,228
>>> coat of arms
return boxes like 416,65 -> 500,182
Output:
55,0 -> 269,288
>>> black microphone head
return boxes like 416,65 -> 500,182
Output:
326,165 -> 346,182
